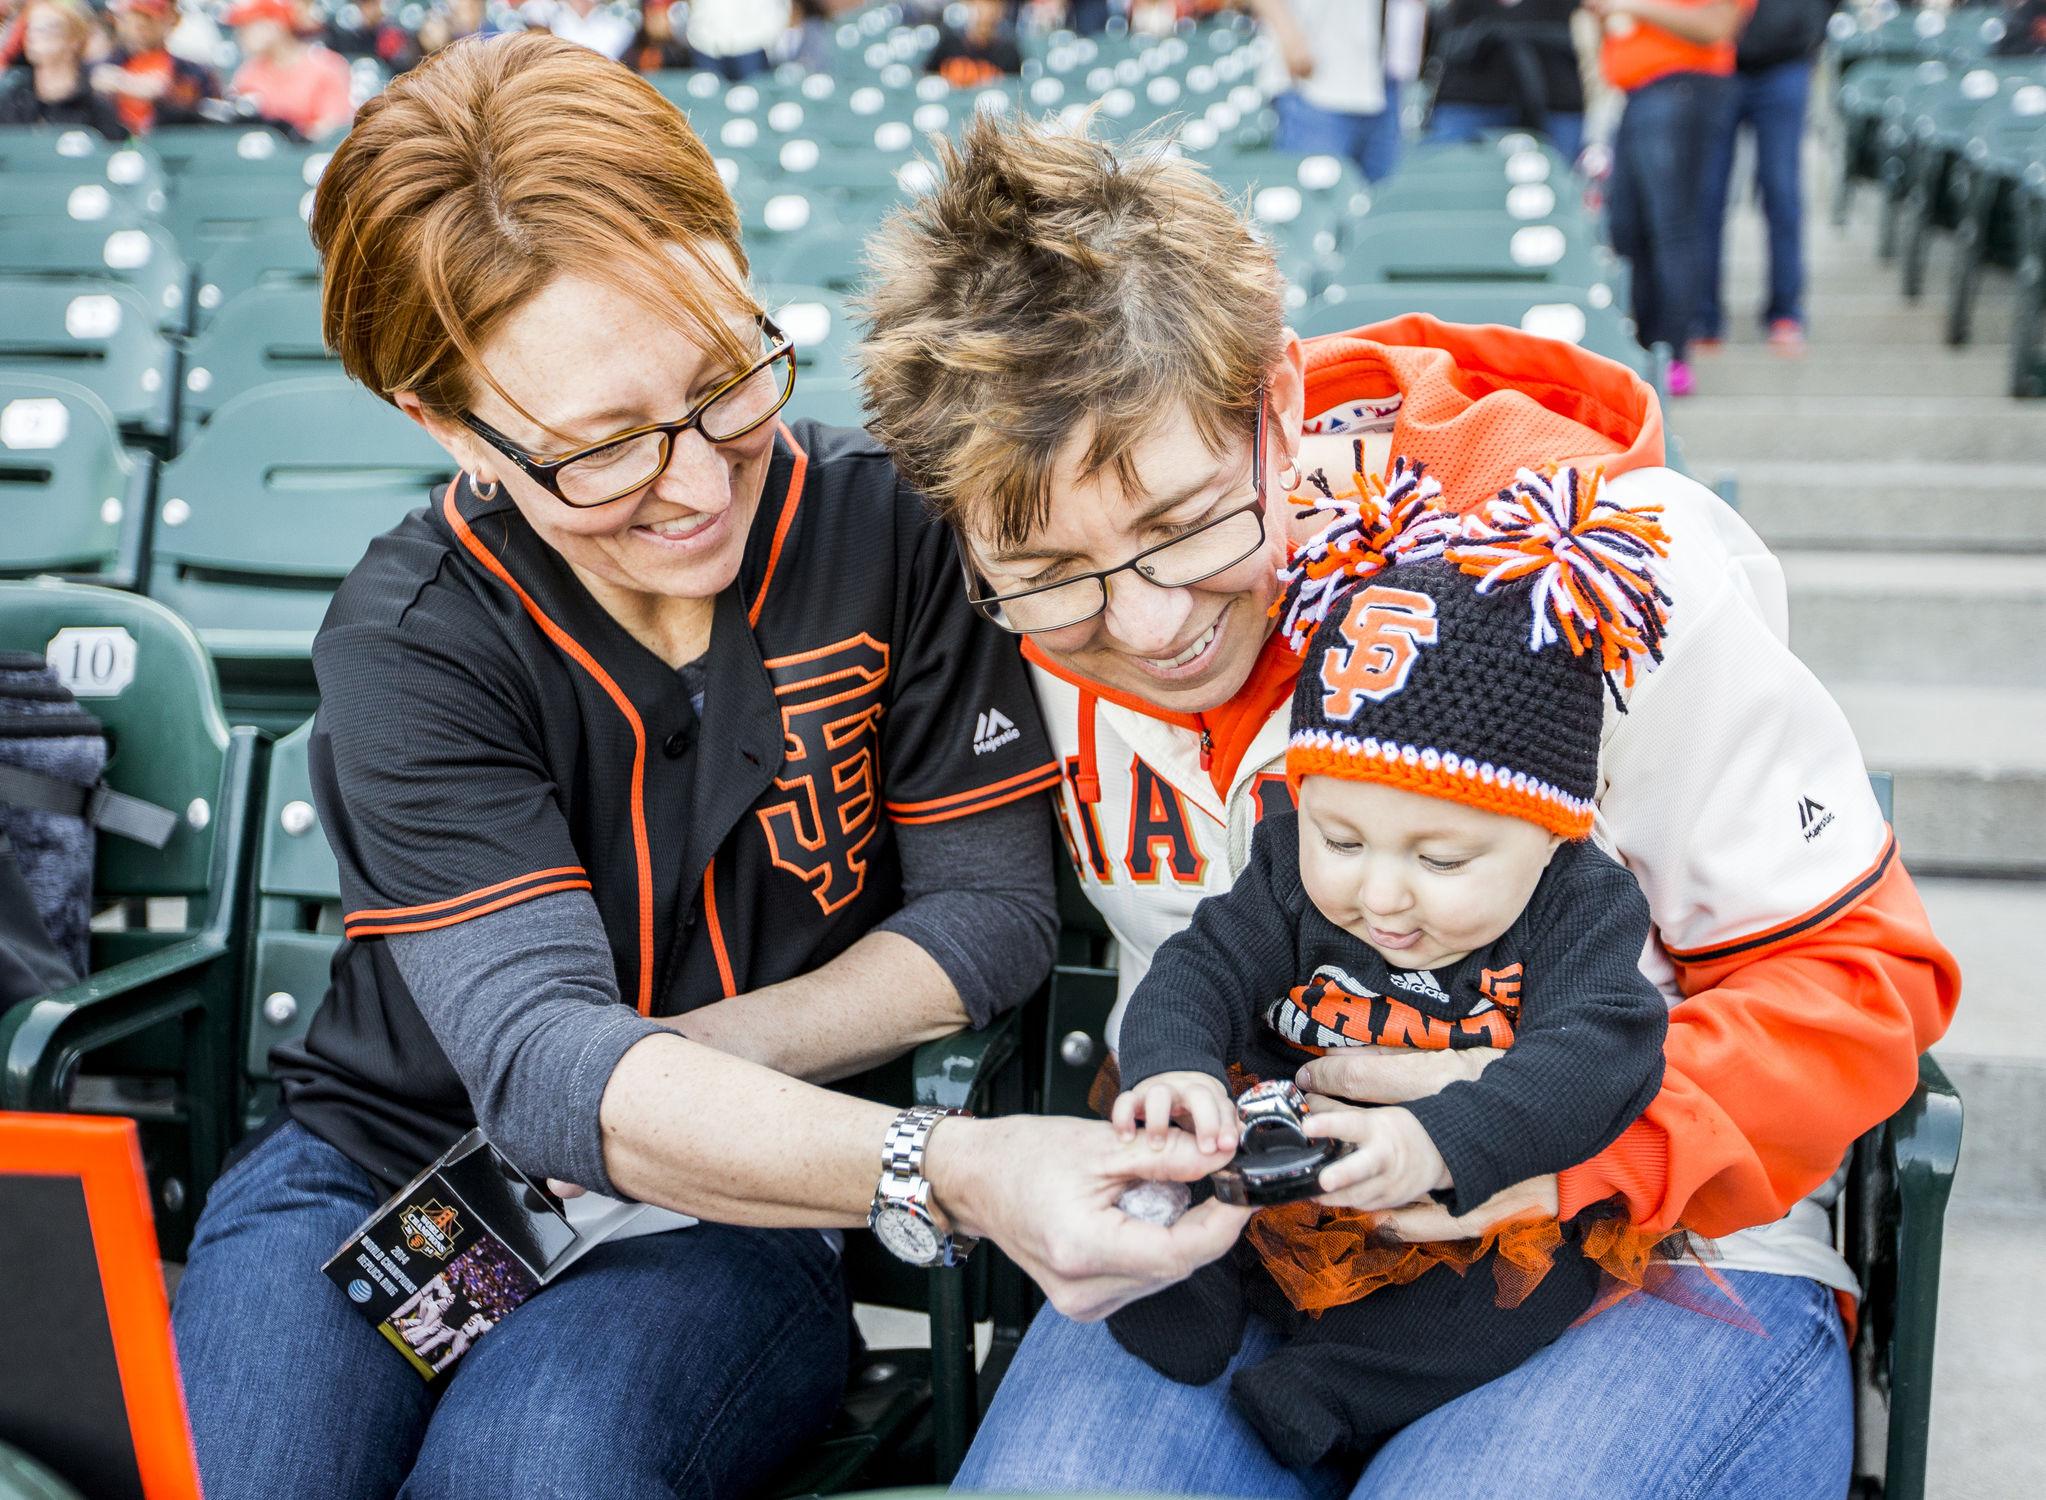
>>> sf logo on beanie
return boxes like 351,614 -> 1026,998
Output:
1320,587 -> 1439,719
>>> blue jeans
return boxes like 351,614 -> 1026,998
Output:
1274,86 -> 1404,184
1606,71 -> 1737,362
1696,60 -> 1815,337
1426,101 -> 1585,164
956,1270 -> 1851,1496
171,1121 -> 851,1500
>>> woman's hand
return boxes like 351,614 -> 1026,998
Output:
1375,1174 -> 1560,1242
1303,1105 -> 1449,1211
1110,1070 -> 1238,1155
928,1114 -> 1252,1322
1296,1045 -> 1503,1107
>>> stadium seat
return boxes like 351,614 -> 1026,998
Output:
145,124 -> 326,179
163,174 -> 317,258
1298,282 -> 1659,386
0,579 -> 260,1257
177,285 -> 337,437
241,717 -> 1021,1491
0,373 -> 154,587
0,222 -> 190,335
0,278 -> 177,447
0,172 -> 164,228
1336,210 -> 1621,286
2012,172 -> 2046,397
148,377 -> 456,731
188,221 -> 324,325
1938,70 -> 2046,345
0,125 -> 158,185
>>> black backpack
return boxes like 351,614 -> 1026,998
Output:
0,653 -> 176,1005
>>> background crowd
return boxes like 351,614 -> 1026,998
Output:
3,0 -> 2040,373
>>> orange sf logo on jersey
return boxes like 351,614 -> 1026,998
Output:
1320,587 -> 1440,719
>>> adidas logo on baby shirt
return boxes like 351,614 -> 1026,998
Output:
974,708 -> 1021,756
1386,968 -> 1449,1004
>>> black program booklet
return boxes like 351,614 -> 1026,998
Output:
322,1129 -> 644,1380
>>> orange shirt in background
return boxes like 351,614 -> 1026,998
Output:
231,46 -> 354,139
1601,0 -> 1756,93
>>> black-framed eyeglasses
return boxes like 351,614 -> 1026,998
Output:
457,313 -> 797,508
959,398 -> 1270,635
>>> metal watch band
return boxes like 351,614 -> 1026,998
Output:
875,1105 -> 977,1265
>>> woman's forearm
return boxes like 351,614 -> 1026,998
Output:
667,929 -> 969,1083
597,1030 -> 907,1224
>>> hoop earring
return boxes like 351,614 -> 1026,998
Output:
1276,457 -> 1302,493
471,474 -> 500,501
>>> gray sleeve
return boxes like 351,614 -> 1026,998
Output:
876,791 -> 1059,1028
386,890 -> 665,1196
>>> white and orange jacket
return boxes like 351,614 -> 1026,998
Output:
1030,318 -> 1960,1294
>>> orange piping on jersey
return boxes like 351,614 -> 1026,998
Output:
345,879 -> 596,940
1664,832 -> 1897,967
889,765 -> 1064,826
1074,689 -> 1102,802
886,761 -> 1063,815
746,422 -> 809,630
345,866 -> 590,923
702,856 -> 737,997
443,487 -> 657,1017
0,1114 -> 203,1500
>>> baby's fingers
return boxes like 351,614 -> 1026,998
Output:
1184,1085 -> 1234,1156
1143,1082 -> 1178,1150
1110,1090 -> 1140,1141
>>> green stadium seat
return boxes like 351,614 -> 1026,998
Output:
188,222 -> 324,325
162,173 -> 318,262
0,222 -> 189,334
0,373 -> 154,587
0,579 -> 261,1256
1298,282 -> 1658,385
0,278 -> 177,445
752,218 -> 884,294
0,126 -> 154,181
0,170 -> 166,226
177,285 -> 337,437
1335,210 -> 1620,286
145,125 -> 328,179
148,377 -> 455,730
1940,71 -> 2046,345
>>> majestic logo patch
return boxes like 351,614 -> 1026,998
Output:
974,707 -> 1021,756
1320,586 -> 1440,719
1798,795 -> 1835,842
757,634 -> 891,915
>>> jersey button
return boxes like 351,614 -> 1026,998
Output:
663,728 -> 692,758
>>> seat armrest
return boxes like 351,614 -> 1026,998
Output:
912,1008 -> 1023,1114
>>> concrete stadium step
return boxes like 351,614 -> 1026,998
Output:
1927,1205 -> 2046,1500
1831,683 -> 2046,877
1780,552 -> 2046,689
1722,462 -> 2046,553
1921,876 -> 2046,1209
1674,397 -> 2046,463
1688,347 -> 2009,398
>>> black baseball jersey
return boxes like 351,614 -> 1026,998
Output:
274,421 -> 1059,1185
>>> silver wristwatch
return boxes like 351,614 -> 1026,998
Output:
868,1105 -> 976,1268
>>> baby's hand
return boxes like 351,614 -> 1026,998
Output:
1111,1070 -> 1238,1155
1304,1105 -> 1451,1212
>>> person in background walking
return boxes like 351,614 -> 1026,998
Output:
1251,0 -> 1402,182
1591,0 -> 1751,397
1695,0 -> 1832,354
1425,0 -> 1587,162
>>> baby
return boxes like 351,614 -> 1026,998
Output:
1108,459 -> 1677,1467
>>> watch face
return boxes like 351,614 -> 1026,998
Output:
873,1205 -> 940,1265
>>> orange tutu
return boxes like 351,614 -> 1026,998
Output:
1245,1197 -> 1679,1317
